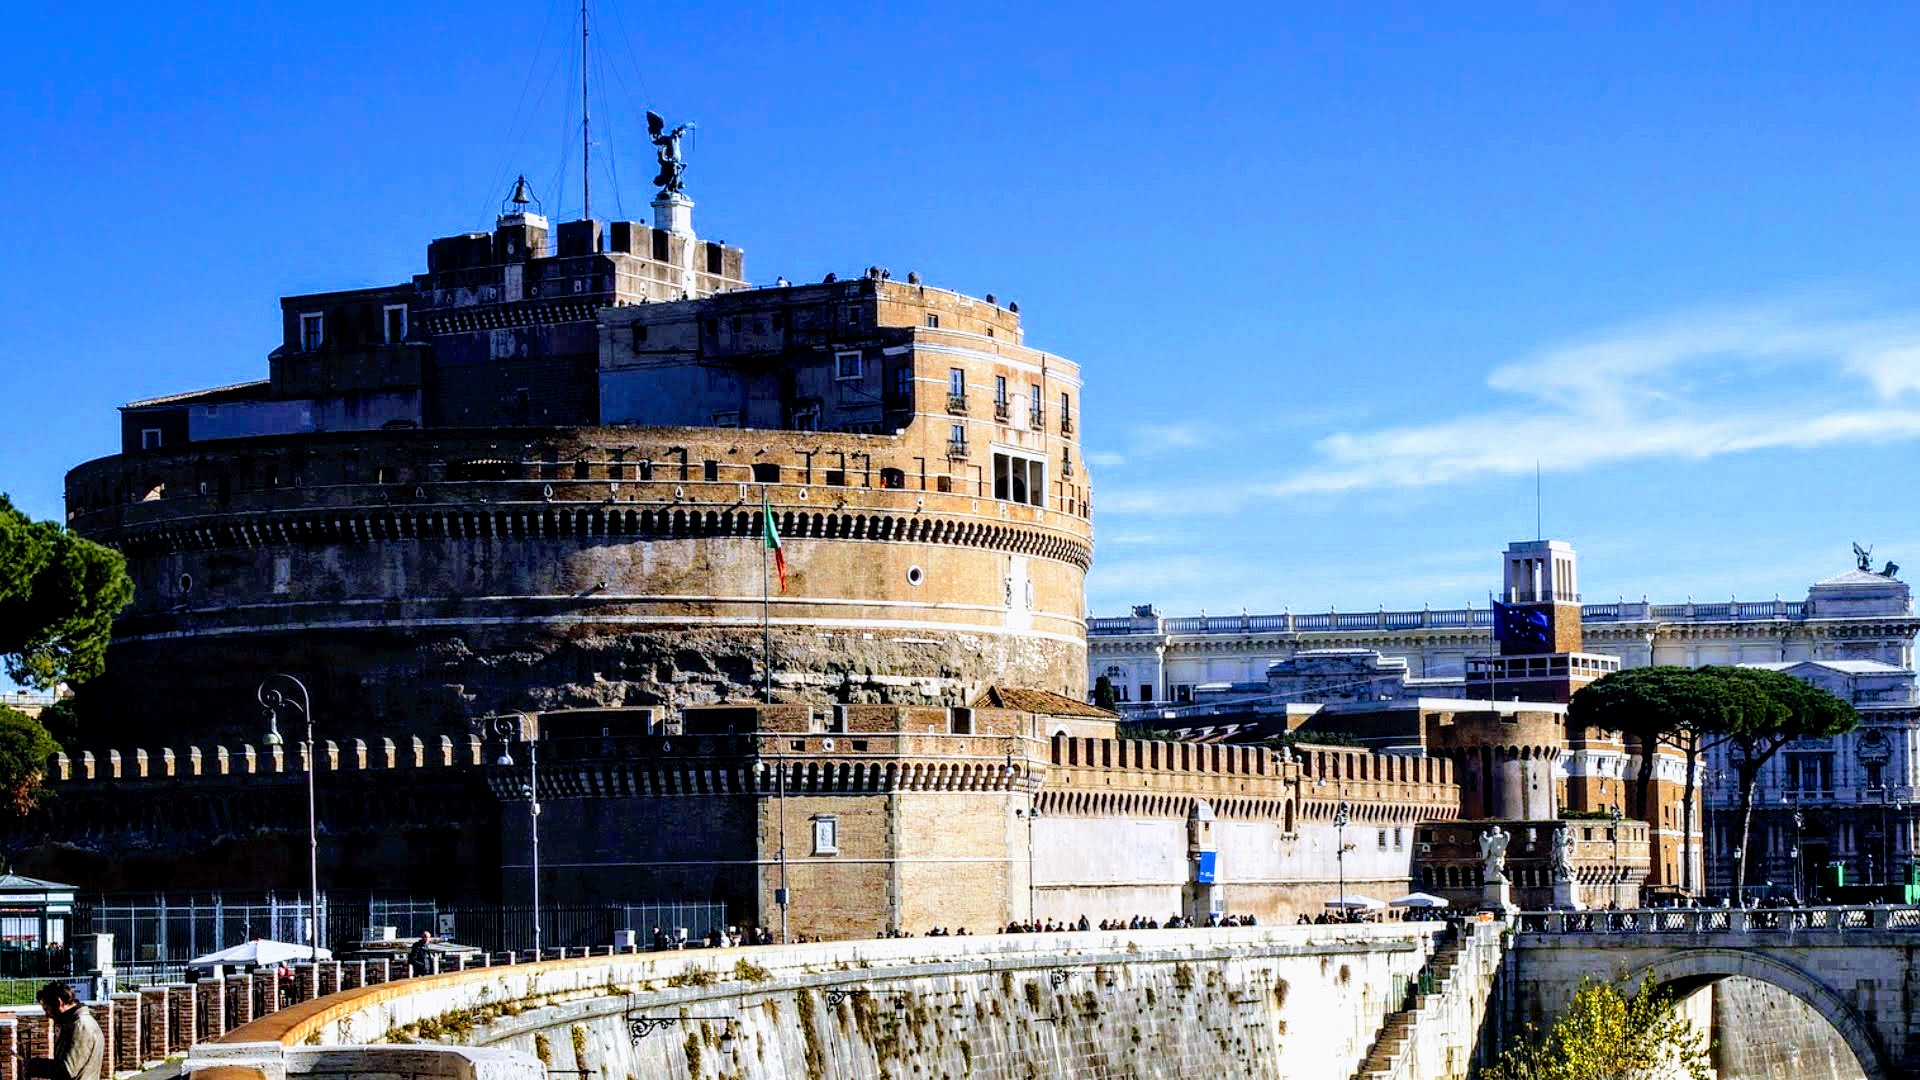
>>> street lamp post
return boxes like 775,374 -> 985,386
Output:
1609,804 -> 1623,909
259,674 -> 319,963
1334,799 -> 1352,921
1006,743 -> 1036,922
1781,803 -> 1797,903
755,750 -> 789,944
481,716 -> 541,959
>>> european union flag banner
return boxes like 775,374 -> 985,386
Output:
1493,600 -> 1552,647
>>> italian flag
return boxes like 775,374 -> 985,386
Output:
763,491 -> 787,593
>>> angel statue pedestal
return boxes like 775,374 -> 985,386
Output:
1478,824 -> 1519,916
1549,825 -> 1583,910
652,192 -> 694,237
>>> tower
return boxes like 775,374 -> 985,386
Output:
1500,539 -> 1584,655
1466,539 -> 1618,704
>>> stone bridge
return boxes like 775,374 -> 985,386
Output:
182,925 -> 1499,1080
1511,905 -> 1920,1080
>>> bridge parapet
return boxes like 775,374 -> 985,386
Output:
1515,904 -> 1920,937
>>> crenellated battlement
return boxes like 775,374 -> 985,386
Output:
48,734 -> 485,781
1292,743 -> 1459,826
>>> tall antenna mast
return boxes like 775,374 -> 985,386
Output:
580,0 -> 591,220
1535,460 -> 1542,540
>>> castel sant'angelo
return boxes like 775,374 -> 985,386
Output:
15,118 -> 1677,940
66,160 -> 1091,744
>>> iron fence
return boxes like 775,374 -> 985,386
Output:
73,893 -> 728,969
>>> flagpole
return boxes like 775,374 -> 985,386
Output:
762,484 -> 772,705
1488,590 -> 1499,709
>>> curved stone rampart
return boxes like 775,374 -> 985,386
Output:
65,426 -> 1095,742
205,926 -> 1443,1080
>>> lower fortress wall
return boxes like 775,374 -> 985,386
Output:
195,927 -> 1450,1080
4,724 -> 1458,936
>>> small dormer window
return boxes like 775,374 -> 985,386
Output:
301,313 -> 324,351
925,313 -> 940,329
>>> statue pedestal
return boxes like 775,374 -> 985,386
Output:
1551,878 -> 1582,910
1480,877 -> 1517,915
652,193 -> 694,237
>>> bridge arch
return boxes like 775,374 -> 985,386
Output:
1624,947 -> 1886,1080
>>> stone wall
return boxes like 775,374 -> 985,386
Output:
1710,976 -> 1869,1080
211,926 -> 1446,1080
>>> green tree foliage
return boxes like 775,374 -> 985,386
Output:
0,708 -> 60,814
0,494 -> 132,689
1570,667 -> 1738,896
1480,976 -> 1710,1080
1569,665 -> 1857,900
1092,675 -> 1119,711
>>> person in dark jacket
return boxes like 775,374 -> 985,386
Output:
408,930 -> 435,977
26,982 -> 102,1080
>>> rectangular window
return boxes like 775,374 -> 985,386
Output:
992,452 -> 1045,507
948,423 -> 968,457
949,368 -> 965,397
1029,383 -> 1043,426
383,305 -> 407,343
812,815 -> 839,855
995,376 -> 1007,404
892,365 -> 912,402
300,313 -> 324,351
1060,391 -> 1073,433
703,460 -> 719,481
752,463 -> 780,483
1139,684 -> 1155,702
925,313 -> 940,329
140,429 -> 163,450
835,350 -> 862,380
824,469 -> 846,486
1378,829 -> 1389,851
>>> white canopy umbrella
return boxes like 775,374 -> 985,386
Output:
1323,894 -> 1388,910
188,938 -> 332,969
1389,893 -> 1451,909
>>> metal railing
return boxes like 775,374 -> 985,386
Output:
946,392 -> 968,415
1513,905 -> 1920,935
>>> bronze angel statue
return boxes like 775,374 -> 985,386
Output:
648,111 -> 695,197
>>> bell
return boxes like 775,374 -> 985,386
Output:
508,175 -> 533,208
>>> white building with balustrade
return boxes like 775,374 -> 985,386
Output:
1089,549 -> 1920,897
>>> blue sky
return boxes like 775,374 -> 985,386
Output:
3,2 -> 1918,619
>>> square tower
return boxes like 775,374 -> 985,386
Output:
1501,539 -> 1585,655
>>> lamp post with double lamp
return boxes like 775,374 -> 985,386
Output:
753,749 -> 788,944
258,674 -> 320,963
480,715 -> 541,960
1334,799 -> 1353,921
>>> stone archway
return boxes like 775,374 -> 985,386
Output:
1624,948 -> 1887,1080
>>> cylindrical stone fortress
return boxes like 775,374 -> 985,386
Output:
65,424 -> 1092,744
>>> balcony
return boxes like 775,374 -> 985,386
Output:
994,399 -> 1010,421
947,436 -> 969,459
946,392 -> 969,415
1030,405 -> 1045,428
1061,415 -> 1075,435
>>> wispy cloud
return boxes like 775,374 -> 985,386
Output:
1264,302 -> 1920,497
